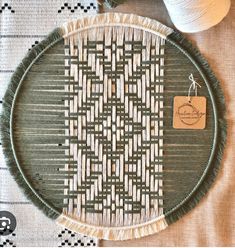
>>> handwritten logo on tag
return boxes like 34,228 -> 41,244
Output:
177,102 -> 205,126
173,96 -> 206,129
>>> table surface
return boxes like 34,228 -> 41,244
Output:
100,0 -> 235,246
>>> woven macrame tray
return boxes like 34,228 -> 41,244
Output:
1,13 -> 226,240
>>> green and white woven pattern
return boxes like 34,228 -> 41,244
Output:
0,13 -> 226,240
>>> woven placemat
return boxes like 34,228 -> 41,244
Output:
0,13 -> 226,240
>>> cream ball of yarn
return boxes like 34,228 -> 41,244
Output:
163,0 -> 231,33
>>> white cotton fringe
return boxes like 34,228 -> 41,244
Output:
61,12 -> 173,39
56,213 -> 168,240
163,0 -> 231,33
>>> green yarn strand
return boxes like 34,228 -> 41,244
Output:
103,0 -> 125,8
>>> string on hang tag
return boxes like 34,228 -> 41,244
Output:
187,73 -> 201,103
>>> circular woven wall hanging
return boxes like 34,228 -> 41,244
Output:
1,13 -> 226,240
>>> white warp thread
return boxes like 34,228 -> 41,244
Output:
163,0 -> 231,33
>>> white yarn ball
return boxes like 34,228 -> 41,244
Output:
163,0 -> 231,33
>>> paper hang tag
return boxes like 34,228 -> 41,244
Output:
173,96 -> 207,129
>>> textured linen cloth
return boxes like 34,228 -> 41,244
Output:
0,1 -> 99,247
101,0 -> 235,246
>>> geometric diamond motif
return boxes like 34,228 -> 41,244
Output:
63,26 -> 165,226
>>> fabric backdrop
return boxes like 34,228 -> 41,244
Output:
0,1 -> 99,247
1,0 -> 235,247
